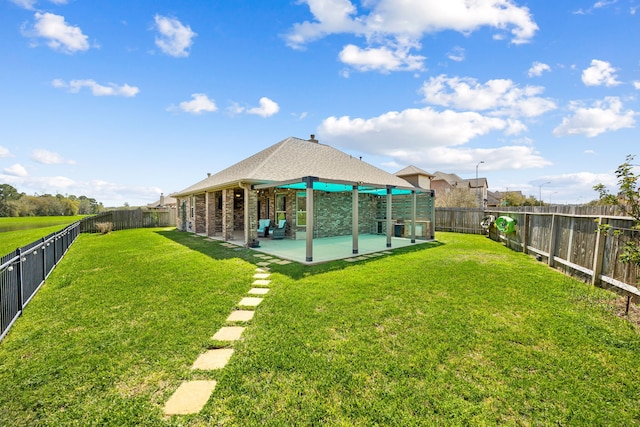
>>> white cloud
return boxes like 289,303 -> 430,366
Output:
52,79 -> 139,97
27,12 -> 90,54
3,164 -> 28,177
0,146 -> 10,158
420,75 -> 557,118
154,15 -> 196,58
581,59 -> 621,86
553,97 -> 636,137
594,0 -> 617,8
447,46 -> 465,62
528,61 -> 551,77
9,0 -> 67,9
319,107 -> 508,151
286,0 -> 537,73
338,41 -> 425,72
31,149 -> 76,165
247,97 -> 280,117
176,93 -> 217,114
633,81 -> 640,89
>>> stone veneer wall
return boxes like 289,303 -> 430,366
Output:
311,192 -> 378,239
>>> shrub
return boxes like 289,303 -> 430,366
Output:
94,222 -> 113,234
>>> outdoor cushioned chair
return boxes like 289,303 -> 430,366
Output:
257,218 -> 271,237
271,219 -> 286,239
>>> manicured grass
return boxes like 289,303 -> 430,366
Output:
0,216 -> 86,256
0,230 -> 638,426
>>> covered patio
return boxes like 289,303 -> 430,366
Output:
223,233 -> 429,264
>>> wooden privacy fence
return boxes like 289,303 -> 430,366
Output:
0,222 -> 80,342
469,207 -> 639,303
80,208 -> 177,233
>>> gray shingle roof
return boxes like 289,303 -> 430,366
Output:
172,136 -> 414,196
395,165 -> 434,177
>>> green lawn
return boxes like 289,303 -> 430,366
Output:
0,229 -> 638,426
0,216 -> 86,256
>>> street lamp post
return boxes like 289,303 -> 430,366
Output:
476,161 -> 484,209
539,181 -> 550,207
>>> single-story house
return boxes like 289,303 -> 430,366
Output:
147,193 -> 177,210
171,135 -> 435,262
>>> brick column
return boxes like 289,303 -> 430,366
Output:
222,189 -> 235,241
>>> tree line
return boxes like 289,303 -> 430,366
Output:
0,184 -> 104,217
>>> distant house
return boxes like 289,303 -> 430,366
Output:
147,193 -> 177,210
171,136 -> 435,262
394,165 -> 434,189
429,171 -> 488,208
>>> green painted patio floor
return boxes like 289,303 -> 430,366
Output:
245,234 -> 432,264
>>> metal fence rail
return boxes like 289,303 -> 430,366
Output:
0,222 -> 80,342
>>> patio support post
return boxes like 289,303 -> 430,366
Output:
411,190 -> 417,243
352,185 -> 359,254
386,186 -> 393,248
304,176 -> 318,262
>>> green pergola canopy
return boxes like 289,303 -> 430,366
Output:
258,179 -> 427,196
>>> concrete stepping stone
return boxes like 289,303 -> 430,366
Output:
256,262 -> 271,266
238,297 -> 263,307
248,287 -> 269,295
192,348 -> 234,370
164,380 -> 217,415
253,273 -> 270,279
255,267 -> 269,272
274,260 -> 292,265
252,279 -> 271,287
226,310 -> 255,322
212,326 -> 245,341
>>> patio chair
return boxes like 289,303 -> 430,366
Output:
271,219 -> 286,239
257,218 -> 271,237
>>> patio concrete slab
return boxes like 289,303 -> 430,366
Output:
253,273 -> 271,279
212,326 -> 245,341
252,279 -> 271,286
226,310 -> 255,322
248,287 -> 270,295
238,297 -> 263,307
247,234 -> 431,264
191,348 -> 234,370
164,380 -> 217,415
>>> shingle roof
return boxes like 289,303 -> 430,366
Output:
172,136 -> 415,197
395,165 -> 434,177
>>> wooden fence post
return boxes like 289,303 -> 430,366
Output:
548,214 -> 557,267
591,216 -> 607,286
522,213 -> 529,254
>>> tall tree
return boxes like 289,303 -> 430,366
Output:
594,154 -> 640,276
0,184 -> 23,216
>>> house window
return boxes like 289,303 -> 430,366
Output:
275,194 -> 286,222
190,196 -> 195,218
296,192 -> 306,227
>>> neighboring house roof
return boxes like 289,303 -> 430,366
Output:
431,171 -> 487,189
147,193 -> 177,208
431,171 -> 466,187
395,165 -> 434,178
172,136 -> 416,197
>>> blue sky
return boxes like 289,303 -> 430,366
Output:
1,0 -> 638,206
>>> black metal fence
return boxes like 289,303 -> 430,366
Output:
0,222 -> 80,342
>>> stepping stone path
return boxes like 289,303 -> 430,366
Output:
163,261 -> 278,416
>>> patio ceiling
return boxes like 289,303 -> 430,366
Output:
254,177 -> 432,196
